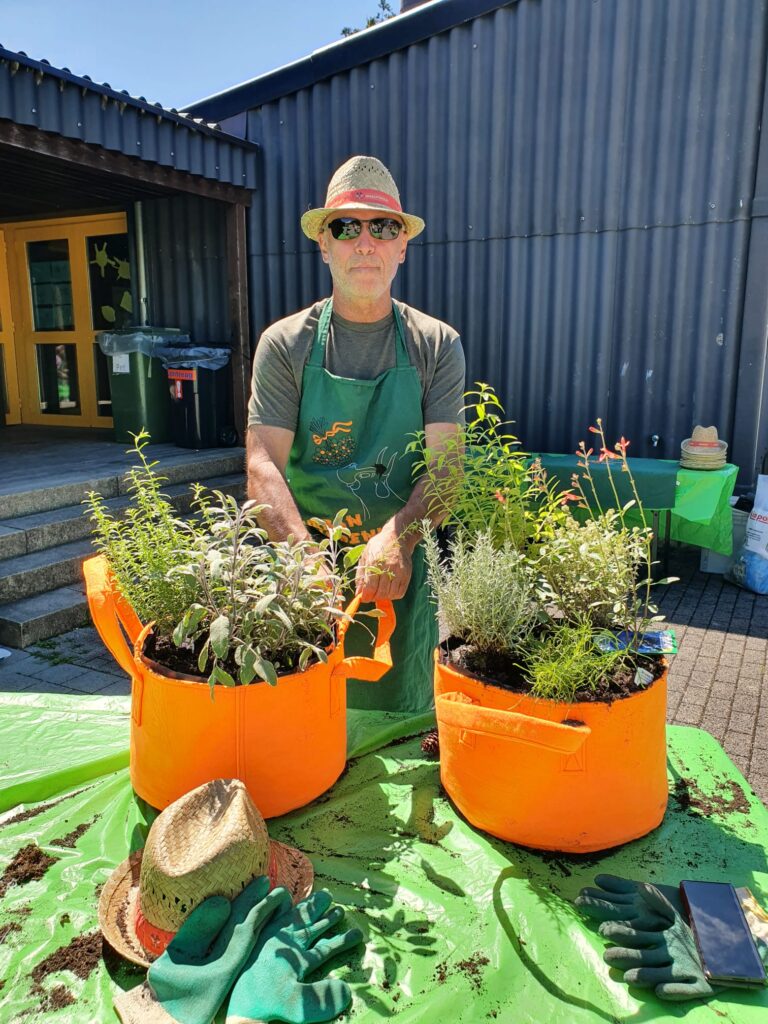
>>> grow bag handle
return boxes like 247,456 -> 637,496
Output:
436,692 -> 591,754
83,554 -> 143,680
332,594 -> 395,682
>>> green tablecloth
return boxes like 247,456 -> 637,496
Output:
535,456 -> 739,556
535,454 -> 679,510
670,464 -> 740,555
1,692 -> 766,1024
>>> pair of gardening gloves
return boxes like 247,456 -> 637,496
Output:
114,877 -> 363,1024
575,874 -> 767,1003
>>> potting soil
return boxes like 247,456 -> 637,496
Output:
0,691 -> 766,1023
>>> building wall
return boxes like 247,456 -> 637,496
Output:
141,195 -> 230,343
241,0 -> 768,479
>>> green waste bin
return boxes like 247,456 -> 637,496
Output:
99,328 -> 184,444
109,350 -> 172,443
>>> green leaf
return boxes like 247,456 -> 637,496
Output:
343,544 -> 366,569
252,655 -> 278,687
210,665 -> 236,687
209,614 -> 231,659
197,639 -> 210,674
255,593 -> 277,615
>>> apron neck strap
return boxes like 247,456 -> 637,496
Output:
309,298 -> 409,368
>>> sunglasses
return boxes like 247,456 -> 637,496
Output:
325,217 -> 404,241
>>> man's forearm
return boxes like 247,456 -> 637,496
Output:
246,458 -> 310,542
389,475 -> 452,553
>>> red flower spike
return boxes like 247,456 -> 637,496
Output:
588,426 -> 601,434
495,490 -> 506,503
616,436 -> 630,454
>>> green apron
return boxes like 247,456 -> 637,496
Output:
286,298 -> 437,712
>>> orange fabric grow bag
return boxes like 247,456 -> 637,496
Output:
84,555 -> 395,816
434,654 -> 668,853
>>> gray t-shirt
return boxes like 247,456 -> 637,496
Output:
247,300 -> 465,432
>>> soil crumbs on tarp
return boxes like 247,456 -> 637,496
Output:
28,931 -> 103,1011
52,815 -> 101,849
435,952 -> 490,992
0,920 -> 22,944
0,844 -> 58,896
672,776 -> 751,818
0,785 -> 95,829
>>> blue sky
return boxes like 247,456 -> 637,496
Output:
1,1 -> 389,109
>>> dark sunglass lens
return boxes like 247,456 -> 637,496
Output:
329,218 -> 361,240
370,218 -> 402,240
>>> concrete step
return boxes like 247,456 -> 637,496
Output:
0,538 -> 96,604
0,473 -> 246,560
0,585 -> 89,649
0,449 -> 245,520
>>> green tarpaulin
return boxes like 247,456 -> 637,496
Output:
1,692 -> 766,1023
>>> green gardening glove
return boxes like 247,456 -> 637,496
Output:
114,876 -> 289,1024
575,873 -> 684,929
226,889 -> 364,1024
598,883 -> 716,1002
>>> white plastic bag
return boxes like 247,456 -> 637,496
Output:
727,475 -> 768,594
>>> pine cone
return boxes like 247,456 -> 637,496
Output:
421,730 -> 440,758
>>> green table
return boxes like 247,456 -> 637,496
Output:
1,692 -> 766,1023
536,456 -> 739,557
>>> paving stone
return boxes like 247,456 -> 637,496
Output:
703,717 -> 728,741
673,706 -> 704,727
682,687 -> 709,707
21,661 -> 85,684
750,751 -> 768,775
723,733 -> 753,756
91,677 -> 131,696
748,775 -> 768,808
706,697 -> 733,719
727,712 -> 755,735
62,668 -> 125,694
0,671 -> 37,692
18,678 -> 81,695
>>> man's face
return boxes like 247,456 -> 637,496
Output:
317,210 -> 408,305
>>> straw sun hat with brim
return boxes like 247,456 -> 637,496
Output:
99,778 -> 314,967
680,425 -> 728,468
300,155 -> 425,241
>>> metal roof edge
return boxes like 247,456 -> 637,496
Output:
0,44 -> 260,151
185,0 -> 515,120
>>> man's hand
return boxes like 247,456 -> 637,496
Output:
355,524 -> 414,601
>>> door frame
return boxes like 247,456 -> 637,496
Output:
1,211 -> 127,428
0,230 -> 21,424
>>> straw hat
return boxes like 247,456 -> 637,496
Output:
99,779 -> 314,967
300,155 -> 425,241
680,425 -> 728,469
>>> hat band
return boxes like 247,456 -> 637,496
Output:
327,188 -> 402,213
134,847 -> 282,958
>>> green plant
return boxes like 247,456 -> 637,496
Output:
524,620 -> 630,702
84,431 -> 202,633
408,384 -> 572,551
170,501 -> 364,691
423,529 -> 538,654
534,511 -> 649,629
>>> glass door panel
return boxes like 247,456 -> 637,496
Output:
87,233 -> 132,330
35,343 -> 81,415
27,239 -> 75,332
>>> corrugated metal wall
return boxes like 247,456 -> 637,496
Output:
0,49 -> 258,189
142,195 -> 230,343
243,0 -> 768,478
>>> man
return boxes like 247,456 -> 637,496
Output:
246,156 -> 465,713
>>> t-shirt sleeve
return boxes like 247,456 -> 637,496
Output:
423,333 -> 466,425
247,332 -> 301,432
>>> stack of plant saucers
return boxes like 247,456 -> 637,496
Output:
680,425 -> 728,470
